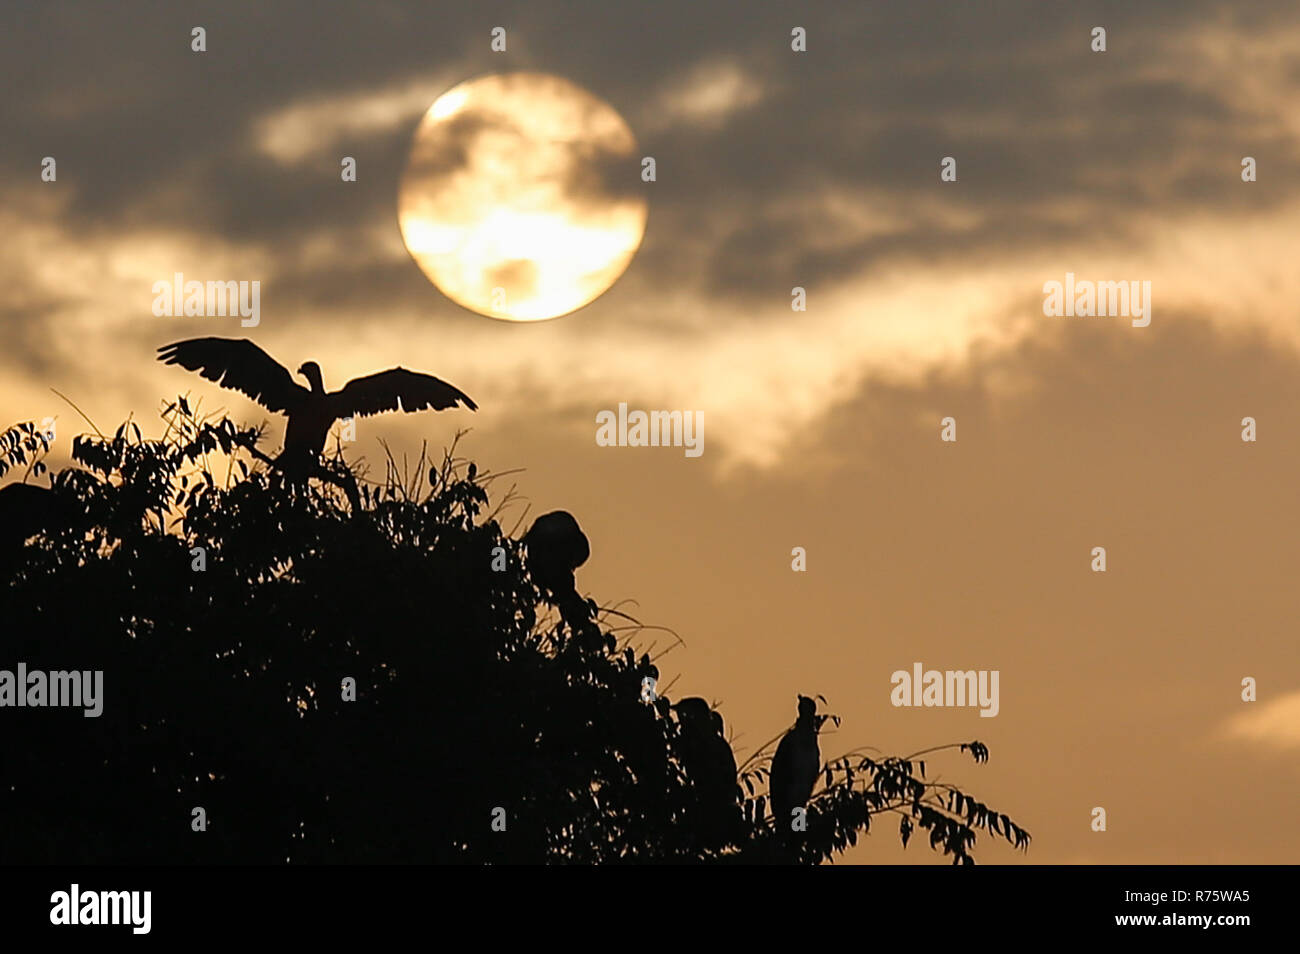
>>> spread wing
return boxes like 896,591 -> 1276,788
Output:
157,338 -> 308,414
329,368 -> 478,419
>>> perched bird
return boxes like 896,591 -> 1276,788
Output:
769,695 -> 821,832
673,697 -> 740,844
523,511 -> 590,618
157,338 -> 476,472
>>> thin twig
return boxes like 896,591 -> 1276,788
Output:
50,388 -> 104,439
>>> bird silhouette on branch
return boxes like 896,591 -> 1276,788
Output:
0,379 -> 1030,864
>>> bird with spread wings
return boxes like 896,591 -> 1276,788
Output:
157,337 -> 477,473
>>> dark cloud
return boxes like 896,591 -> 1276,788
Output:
402,112 -> 505,194
558,139 -> 644,209
0,0 -> 1297,344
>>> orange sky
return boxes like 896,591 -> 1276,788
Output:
2,0 -> 1298,862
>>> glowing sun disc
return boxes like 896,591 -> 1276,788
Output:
399,72 -> 648,322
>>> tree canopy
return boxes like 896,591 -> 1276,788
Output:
0,405 -> 1030,864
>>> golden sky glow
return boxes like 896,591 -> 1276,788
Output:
3,3 -> 1300,864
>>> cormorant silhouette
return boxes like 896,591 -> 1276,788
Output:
523,510 -> 595,628
673,697 -> 741,844
770,695 -> 821,832
157,337 -> 477,473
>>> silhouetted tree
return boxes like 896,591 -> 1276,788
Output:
0,406 -> 1030,864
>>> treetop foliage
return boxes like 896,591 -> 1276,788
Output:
0,406 -> 1029,864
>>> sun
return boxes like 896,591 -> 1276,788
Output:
398,72 -> 648,322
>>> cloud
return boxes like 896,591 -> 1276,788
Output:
252,76 -> 462,166
4,0 -> 1300,470
1217,691 -> 1300,751
645,60 -> 765,132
